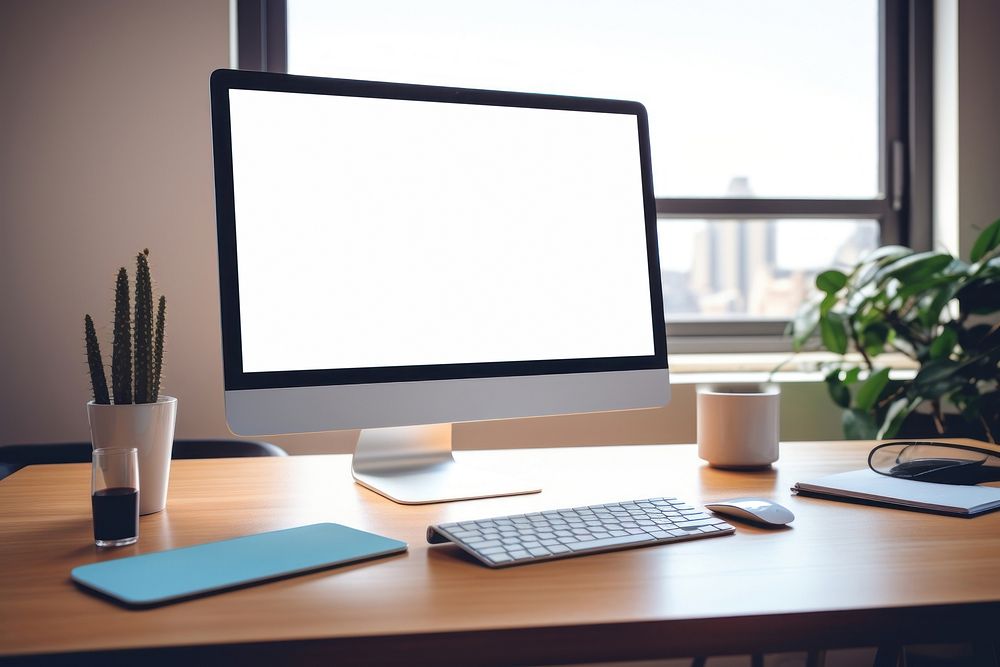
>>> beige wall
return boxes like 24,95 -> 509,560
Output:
1,0 -> 847,456
0,0 -> 240,447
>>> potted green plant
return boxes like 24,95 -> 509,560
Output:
85,249 -> 174,514
789,219 -> 1000,442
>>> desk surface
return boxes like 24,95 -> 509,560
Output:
2,441 -> 999,665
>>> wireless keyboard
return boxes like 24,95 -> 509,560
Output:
427,497 -> 734,567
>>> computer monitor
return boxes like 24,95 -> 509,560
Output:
210,69 -> 669,504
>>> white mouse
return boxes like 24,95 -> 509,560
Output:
704,497 -> 795,527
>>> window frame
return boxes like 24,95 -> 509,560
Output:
237,0 -> 932,350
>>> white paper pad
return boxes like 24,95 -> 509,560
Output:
793,468 -> 1000,516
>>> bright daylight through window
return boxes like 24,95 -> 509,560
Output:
287,0 -> 883,326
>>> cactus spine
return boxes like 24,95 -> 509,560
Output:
111,267 -> 133,404
134,249 -> 153,403
152,295 -> 166,402
85,249 -> 167,406
84,314 -> 110,404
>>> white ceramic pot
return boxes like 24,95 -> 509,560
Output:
697,384 -> 780,469
87,396 -> 177,515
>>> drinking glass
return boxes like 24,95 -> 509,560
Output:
91,447 -> 139,547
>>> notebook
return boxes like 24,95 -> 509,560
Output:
71,522 -> 407,606
792,468 -> 1000,517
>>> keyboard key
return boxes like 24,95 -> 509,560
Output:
528,547 -> 550,557
567,533 -> 654,551
487,554 -> 513,564
675,518 -> 718,529
508,550 -> 531,560
474,539 -> 503,549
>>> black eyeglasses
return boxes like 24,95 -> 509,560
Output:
868,441 -> 1000,485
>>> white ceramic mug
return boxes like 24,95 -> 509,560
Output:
697,384 -> 780,469
87,396 -> 177,515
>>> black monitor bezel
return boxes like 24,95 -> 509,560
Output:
211,69 -> 667,391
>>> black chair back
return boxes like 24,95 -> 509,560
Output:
0,439 -> 287,481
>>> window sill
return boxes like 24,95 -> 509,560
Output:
669,351 -> 918,385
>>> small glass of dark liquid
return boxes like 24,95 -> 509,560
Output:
91,448 -> 139,547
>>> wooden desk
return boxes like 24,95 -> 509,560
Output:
2,441 -> 999,665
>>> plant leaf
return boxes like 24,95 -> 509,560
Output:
956,278 -> 1000,315
896,274 -> 963,303
825,370 -> 851,408
929,327 -> 958,360
912,359 -> 963,399
820,292 -> 838,315
876,398 -> 918,440
879,252 -> 953,285
816,270 -> 848,294
861,323 -> 890,358
914,358 -> 959,384
791,300 -> 821,350
855,368 -> 891,412
842,409 -> 878,440
819,312 -> 848,354
862,245 -> 913,264
970,218 -> 1000,262
919,284 -> 957,328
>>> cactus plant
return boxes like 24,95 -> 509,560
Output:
134,250 -> 153,403
84,314 -> 110,404
152,295 -> 166,402
111,267 -> 132,404
84,250 -> 167,405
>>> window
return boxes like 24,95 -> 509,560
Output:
239,0 -> 927,348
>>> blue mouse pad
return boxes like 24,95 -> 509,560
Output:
71,522 -> 407,607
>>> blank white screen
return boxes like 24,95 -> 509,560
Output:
229,88 -> 655,373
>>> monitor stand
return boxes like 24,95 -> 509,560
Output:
351,423 -> 541,504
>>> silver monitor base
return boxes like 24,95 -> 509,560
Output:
351,423 -> 541,504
